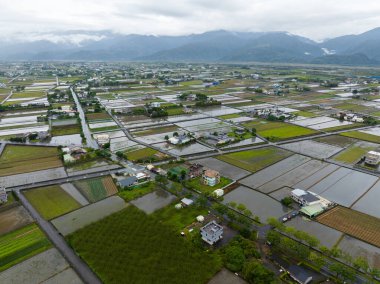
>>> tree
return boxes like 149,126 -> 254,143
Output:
353,256 -> 369,273
308,252 -> 325,271
242,259 -> 276,284
228,201 -> 237,208
116,151 -> 124,158
237,203 -> 247,212
281,197 -> 293,207
224,245 -> 245,272
329,262 -> 356,282
164,135 -> 169,140
212,203 -> 228,215
251,128 -> 257,135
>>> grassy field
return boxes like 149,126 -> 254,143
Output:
24,185 -> 81,220
314,135 -> 356,147
67,206 -> 221,284
217,147 -> 292,172
243,120 -> 317,141
184,177 -> 233,194
333,144 -> 377,164
11,91 -> 45,99
125,147 -> 166,162
341,131 -> 380,144
51,124 -> 81,136
218,113 -> 242,120
74,176 -> 118,203
0,224 -> 51,272
0,145 -> 62,176
294,111 -> 317,118
118,181 -> 157,201
166,107 -> 185,116
317,206 -> 380,248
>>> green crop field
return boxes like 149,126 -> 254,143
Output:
118,181 -> 157,201
85,112 -> 111,121
51,124 -> 81,136
217,147 -> 292,172
218,113 -> 241,119
67,206 -> 221,284
132,125 -> 178,137
243,120 -> 317,141
125,147 -> 163,162
74,176 -> 118,203
0,224 -> 51,272
24,185 -> 81,220
341,131 -> 380,144
0,145 -> 62,176
333,144 -> 377,164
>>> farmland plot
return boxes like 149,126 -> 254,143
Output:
74,176 -> 118,203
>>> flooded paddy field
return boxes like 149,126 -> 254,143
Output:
110,136 -> 137,152
280,140 -> 343,159
135,131 -> 181,145
294,164 -> 340,189
286,218 -> 342,248
309,169 -> 378,207
269,187 -> 293,202
309,120 -> 353,130
154,141 -> 214,156
221,137 -> 265,149
166,113 -> 208,123
131,190 -> 176,214
197,106 -> 242,117
223,186 -> 290,221
240,154 -> 311,189
337,235 -> 380,269
0,125 -> 48,137
359,126 -> 380,137
257,159 -> 328,194
192,157 -> 251,180
291,116 -> 341,129
175,117 -> 221,128
50,134 -> 82,146
352,179 -> 380,218
0,206 -> 34,235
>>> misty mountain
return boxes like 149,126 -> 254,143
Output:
1,28 -> 380,65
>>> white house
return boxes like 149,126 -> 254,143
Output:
200,221 -> 223,245
291,189 -> 320,206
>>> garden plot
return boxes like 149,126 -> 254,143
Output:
88,121 -> 117,129
154,142 -> 214,156
352,179 -> 380,218
221,137 -> 265,149
309,169 -> 378,207
74,176 -> 118,203
0,206 -> 34,236
197,106 -> 242,117
0,167 -> 67,187
193,157 -> 251,180
337,235 -> 380,269
286,218 -> 342,248
131,190 -> 176,214
0,248 -> 83,284
60,183 -> 89,206
280,140 -> 343,159
50,134 -> 82,146
223,186 -> 290,221
240,154 -> 311,189
51,196 -> 127,236
110,136 -> 137,152
257,160 -> 328,194
317,206 -> 380,248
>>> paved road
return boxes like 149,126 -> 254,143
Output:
0,90 -> 12,105
71,88 -> 98,149
14,189 -> 102,284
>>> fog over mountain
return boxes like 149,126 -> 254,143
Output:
1,28 -> 380,66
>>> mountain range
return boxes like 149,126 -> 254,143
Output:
1,28 -> 380,65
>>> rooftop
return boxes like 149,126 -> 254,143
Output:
201,221 -> 223,235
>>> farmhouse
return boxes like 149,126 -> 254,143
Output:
118,176 -> 138,188
168,134 -> 191,145
96,134 -> 110,146
200,221 -> 223,245
181,198 -> 194,206
202,169 -> 220,186
0,186 -> 7,204
365,151 -> 380,165
291,189 -> 320,206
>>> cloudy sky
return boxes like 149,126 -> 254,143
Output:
1,0 -> 380,41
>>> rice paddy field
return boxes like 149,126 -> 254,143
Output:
0,224 -> 51,272
341,131 -> 380,144
67,206 -> 222,284
51,124 -> 81,136
217,147 -> 292,172
0,145 -> 62,176
124,147 -> 165,162
317,206 -> 380,248
332,142 -> 379,164
242,120 -> 317,141
74,176 -> 118,203
85,112 -> 111,121
23,185 -> 82,220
